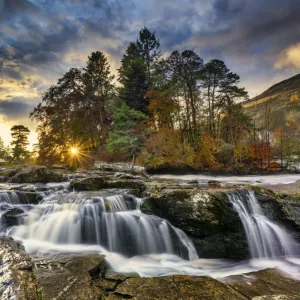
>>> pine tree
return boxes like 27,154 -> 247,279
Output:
10,125 -> 30,161
106,103 -> 148,166
118,43 -> 149,113
0,137 -> 9,160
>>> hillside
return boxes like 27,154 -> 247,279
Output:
242,73 -> 300,130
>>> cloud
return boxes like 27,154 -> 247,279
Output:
0,0 -> 299,147
0,98 -> 35,119
275,43 -> 300,70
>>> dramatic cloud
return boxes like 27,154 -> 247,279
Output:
0,98 -> 35,119
275,43 -> 300,70
0,0 -> 300,145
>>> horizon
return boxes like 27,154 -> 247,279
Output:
1,0 -> 300,147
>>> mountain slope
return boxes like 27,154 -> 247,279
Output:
242,73 -> 300,130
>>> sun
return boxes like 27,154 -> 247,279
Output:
70,147 -> 78,155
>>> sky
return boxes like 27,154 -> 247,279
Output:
1,0 -> 300,148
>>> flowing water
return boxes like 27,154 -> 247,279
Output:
155,173 -> 300,186
228,190 -> 298,258
1,183 -> 300,279
1,188 -> 198,260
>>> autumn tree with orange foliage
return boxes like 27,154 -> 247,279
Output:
140,129 -> 198,170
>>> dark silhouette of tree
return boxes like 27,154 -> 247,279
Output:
31,51 -> 115,165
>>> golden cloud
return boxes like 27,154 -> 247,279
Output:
275,43 -> 300,69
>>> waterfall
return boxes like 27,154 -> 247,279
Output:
5,191 -> 198,260
0,191 -> 29,205
0,192 -> 33,230
228,190 -> 297,258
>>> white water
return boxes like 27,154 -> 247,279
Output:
228,190 -> 298,258
155,174 -> 300,186
1,186 -> 300,279
3,190 -> 198,260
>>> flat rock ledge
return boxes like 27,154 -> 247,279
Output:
1,238 -> 300,299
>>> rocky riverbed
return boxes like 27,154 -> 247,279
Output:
1,164 -> 300,299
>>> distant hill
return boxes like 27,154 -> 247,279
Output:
242,73 -> 300,130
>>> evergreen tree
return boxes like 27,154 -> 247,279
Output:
119,27 -> 160,114
0,137 -> 9,159
106,103 -> 148,166
136,27 -> 161,85
119,43 -> 149,113
10,125 -> 30,161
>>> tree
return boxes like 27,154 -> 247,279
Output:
202,59 -> 248,137
136,27 -> 161,85
106,103 -> 148,166
10,125 -> 30,161
0,137 -> 10,160
31,51 -> 115,165
118,43 -> 149,113
140,129 -> 197,170
168,50 -> 204,145
147,89 -> 178,130
119,27 -> 161,114
220,103 -> 252,145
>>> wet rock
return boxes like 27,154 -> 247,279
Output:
70,176 -> 108,190
0,237 -> 37,299
89,258 -> 140,297
141,188 -> 248,259
107,275 -> 247,299
222,268 -> 300,299
94,161 -> 147,177
0,166 -> 24,181
208,180 -> 222,186
11,166 -> 63,183
1,207 -> 24,228
33,253 -> 105,300
114,172 -> 143,180
252,296 -> 298,300
70,176 -> 146,196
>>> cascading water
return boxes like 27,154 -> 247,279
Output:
2,185 -> 300,278
228,190 -> 298,258
0,191 -> 32,231
3,190 -> 198,260
0,191 -> 29,205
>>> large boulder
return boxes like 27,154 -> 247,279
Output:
106,275 -> 247,300
0,166 -> 24,182
141,187 -> 248,259
221,268 -> 300,299
0,237 -> 37,299
94,161 -> 147,177
141,184 -> 300,259
0,206 -> 25,228
33,253 -> 105,300
70,176 -> 146,196
11,166 -> 63,183
89,258 -> 244,299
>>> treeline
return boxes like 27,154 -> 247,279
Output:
30,27 -> 299,172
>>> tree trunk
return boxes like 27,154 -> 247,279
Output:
132,152 -> 136,169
